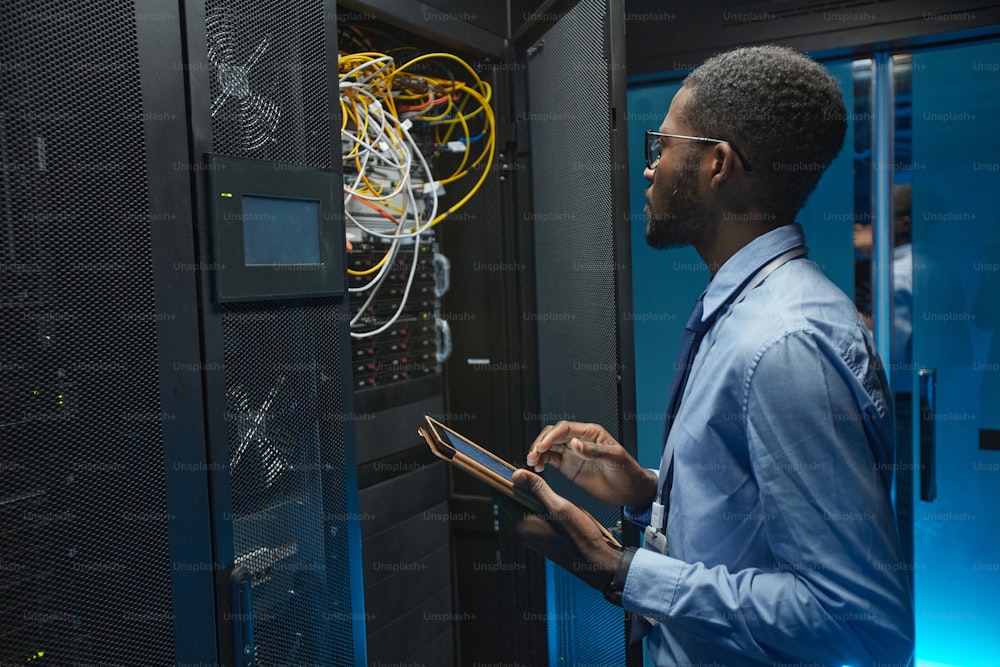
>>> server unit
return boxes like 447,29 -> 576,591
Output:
348,241 -> 442,391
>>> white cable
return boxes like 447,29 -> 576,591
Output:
343,111 -> 438,240
339,53 -> 445,338
349,255 -> 392,326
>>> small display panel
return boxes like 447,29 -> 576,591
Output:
205,153 -> 345,302
242,195 -> 321,266
440,429 -> 515,482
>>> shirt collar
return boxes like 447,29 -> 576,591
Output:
701,223 -> 807,321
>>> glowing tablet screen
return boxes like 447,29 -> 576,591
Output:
440,429 -> 514,482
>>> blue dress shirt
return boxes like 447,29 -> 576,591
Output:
623,224 -> 914,667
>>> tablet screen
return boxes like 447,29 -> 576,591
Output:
440,429 -> 515,482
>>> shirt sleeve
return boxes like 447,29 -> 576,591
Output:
621,329 -> 914,667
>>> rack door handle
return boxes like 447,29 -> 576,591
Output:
918,368 -> 937,502
230,565 -> 256,667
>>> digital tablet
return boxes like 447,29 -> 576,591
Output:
418,415 -> 621,549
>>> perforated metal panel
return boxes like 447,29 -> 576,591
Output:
204,1 -> 360,664
0,1 -> 174,663
222,302 -> 355,666
529,0 -> 621,445
206,0 -> 331,167
527,0 -> 627,663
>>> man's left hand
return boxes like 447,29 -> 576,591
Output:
509,468 -> 623,591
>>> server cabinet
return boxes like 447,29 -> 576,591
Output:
0,1 -> 216,663
1,0 -> 366,665
181,0 -> 367,664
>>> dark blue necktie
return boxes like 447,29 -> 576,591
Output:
662,293 -> 714,446
630,294 -> 717,646
659,293 -> 716,509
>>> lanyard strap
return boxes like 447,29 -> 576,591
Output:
684,246 -> 808,397
654,245 -> 809,521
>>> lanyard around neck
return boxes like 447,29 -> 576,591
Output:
655,245 -> 809,518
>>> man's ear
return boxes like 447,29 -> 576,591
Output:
709,143 -> 737,188
713,144 -> 726,175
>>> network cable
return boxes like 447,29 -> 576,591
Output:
339,49 -> 495,339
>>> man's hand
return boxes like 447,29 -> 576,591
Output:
526,421 -> 657,508
510,468 -> 622,591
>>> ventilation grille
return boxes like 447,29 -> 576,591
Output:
527,0 -> 625,663
222,301 -> 354,666
206,0 -> 332,167
1,1 -> 173,663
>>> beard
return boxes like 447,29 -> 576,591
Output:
644,152 -> 716,250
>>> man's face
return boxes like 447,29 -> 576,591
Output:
643,87 -> 716,250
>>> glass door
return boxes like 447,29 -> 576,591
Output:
908,38 -> 1000,667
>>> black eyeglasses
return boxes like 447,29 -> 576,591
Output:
645,129 -> 753,172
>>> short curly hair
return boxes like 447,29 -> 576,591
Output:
682,45 -> 847,219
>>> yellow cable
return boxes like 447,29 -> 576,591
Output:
340,49 -> 497,266
430,91 -> 495,227
347,251 -> 390,276
434,84 -> 494,185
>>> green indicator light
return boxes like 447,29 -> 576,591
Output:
220,192 -> 233,198
422,313 -> 429,320
33,390 -> 40,395
57,394 -> 64,399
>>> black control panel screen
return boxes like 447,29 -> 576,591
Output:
242,195 -> 321,266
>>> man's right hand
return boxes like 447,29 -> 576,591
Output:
526,421 -> 658,508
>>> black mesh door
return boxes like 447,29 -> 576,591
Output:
220,303 -> 358,666
197,0 -> 364,664
1,1 -> 175,663
526,0 -> 634,663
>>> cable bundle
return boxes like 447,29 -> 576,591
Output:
339,51 -> 495,338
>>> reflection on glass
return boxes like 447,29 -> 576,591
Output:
851,56 -> 915,579
852,58 -> 874,330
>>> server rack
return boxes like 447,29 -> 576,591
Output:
181,1 -> 367,664
338,0 -> 637,665
1,1 -> 217,663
